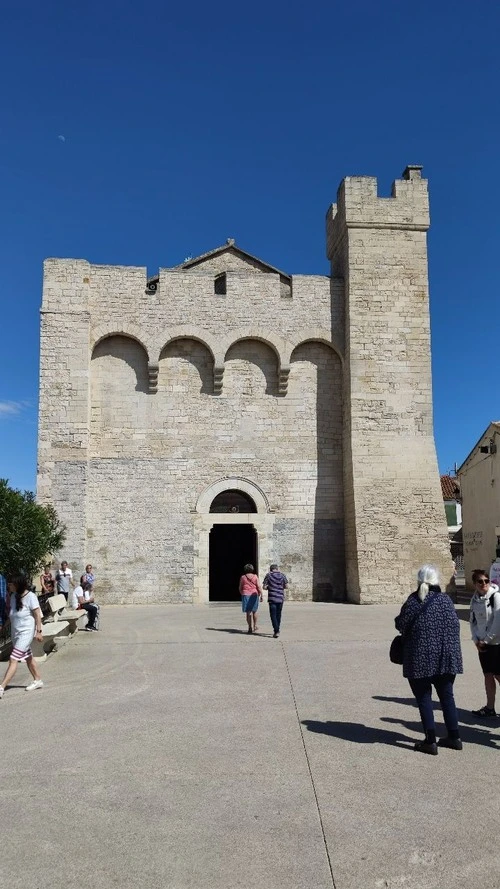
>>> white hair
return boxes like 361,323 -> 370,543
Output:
416,564 -> 439,601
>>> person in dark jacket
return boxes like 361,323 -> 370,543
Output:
395,564 -> 463,756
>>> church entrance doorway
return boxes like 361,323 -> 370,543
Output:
209,525 -> 258,601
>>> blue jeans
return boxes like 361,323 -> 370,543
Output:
269,602 -> 283,634
408,674 -> 459,738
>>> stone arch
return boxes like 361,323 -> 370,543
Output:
289,340 -> 342,405
224,338 -> 279,396
91,334 -> 149,393
90,325 -> 150,361
289,337 -> 343,504
159,337 -> 214,395
196,478 -> 270,514
289,330 -> 344,366
157,329 -> 222,366
221,329 -> 287,366
210,489 -> 258,513
193,478 -> 274,604
90,335 -> 150,450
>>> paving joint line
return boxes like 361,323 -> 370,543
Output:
280,641 -> 337,889
85,637 -> 384,646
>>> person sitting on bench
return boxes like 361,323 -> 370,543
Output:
71,578 -> 100,632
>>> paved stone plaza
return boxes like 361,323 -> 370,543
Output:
1,603 -> 499,889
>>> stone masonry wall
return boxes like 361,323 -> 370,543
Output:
86,336 -> 343,602
38,166 -> 449,605
39,254 -> 345,603
327,169 -> 452,603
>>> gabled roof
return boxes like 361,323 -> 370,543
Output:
457,421 -> 500,473
173,239 -> 291,280
146,240 -> 291,287
440,475 -> 460,501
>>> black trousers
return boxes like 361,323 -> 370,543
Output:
82,602 -> 98,628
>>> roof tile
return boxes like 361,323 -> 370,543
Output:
441,475 -> 460,500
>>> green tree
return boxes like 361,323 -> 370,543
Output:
0,479 -> 66,580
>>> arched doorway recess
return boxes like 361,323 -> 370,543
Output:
193,478 -> 274,604
209,490 -> 257,514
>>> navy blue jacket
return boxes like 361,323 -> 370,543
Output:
395,587 -> 463,679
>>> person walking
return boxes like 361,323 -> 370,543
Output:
239,563 -> 263,634
263,563 -> 288,638
0,575 -> 44,698
394,564 -> 463,755
469,568 -> 500,718
0,572 -> 7,633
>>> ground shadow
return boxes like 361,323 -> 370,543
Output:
373,695 -> 420,707
205,627 -> 273,637
205,627 -> 248,635
380,715 -> 500,749
301,719 -> 413,749
373,695 -> 500,747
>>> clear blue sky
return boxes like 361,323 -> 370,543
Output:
1,0 -> 499,491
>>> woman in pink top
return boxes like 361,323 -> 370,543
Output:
239,563 -> 263,634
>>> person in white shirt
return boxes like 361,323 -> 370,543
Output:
0,575 -> 44,697
55,561 -> 73,601
68,580 -> 81,610
72,579 -> 99,631
470,569 -> 500,717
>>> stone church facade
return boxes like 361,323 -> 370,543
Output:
37,165 -> 451,605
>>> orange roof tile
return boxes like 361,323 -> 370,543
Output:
441,475 -> 460,500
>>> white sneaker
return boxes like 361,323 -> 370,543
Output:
0,686 -> 4,699
25,680 -> 43,692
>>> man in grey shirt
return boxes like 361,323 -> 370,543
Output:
55,560 -> 73,601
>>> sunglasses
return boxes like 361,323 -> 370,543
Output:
476,579 -> 489,585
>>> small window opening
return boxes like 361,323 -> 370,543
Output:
214,273 -> 227,295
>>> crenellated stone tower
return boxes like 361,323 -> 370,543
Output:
37,166 -> 451,604
326,165 -> 451,601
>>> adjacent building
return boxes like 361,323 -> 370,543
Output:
458,422 -> 500,585
441,474 -> 463,575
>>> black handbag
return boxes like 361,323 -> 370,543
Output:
390,592 -> 438,664
389,634 -> 405,664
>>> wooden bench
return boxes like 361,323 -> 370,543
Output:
45,594 -> 87,634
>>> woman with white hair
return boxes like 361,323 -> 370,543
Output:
394,565 -> 463,755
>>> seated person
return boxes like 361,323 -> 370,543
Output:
40,564 -> 55,596
70,577 -> 100,631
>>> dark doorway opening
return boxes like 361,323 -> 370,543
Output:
209,524 -> 258,601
